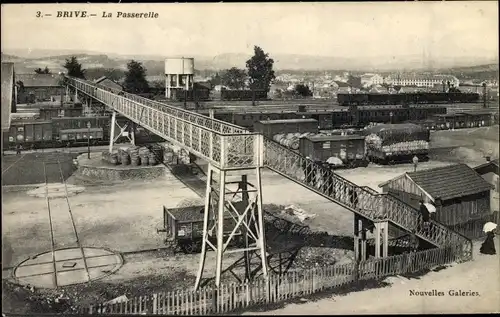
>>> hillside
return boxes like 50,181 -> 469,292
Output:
2,49 -> 498,73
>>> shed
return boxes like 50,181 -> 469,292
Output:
1,62 -> 16,133
379,163 -> 493,226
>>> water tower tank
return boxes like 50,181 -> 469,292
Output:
165,57 -> 195,75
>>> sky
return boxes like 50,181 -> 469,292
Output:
1,2 -> 498,60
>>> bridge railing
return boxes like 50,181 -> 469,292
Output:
65,77 -> 260,169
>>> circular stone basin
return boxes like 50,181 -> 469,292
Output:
27,183 -> 86,198
13,247 -> 123,289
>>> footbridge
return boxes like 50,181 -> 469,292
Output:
64,76 -> 472,289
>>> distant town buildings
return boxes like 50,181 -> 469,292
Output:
360,73 -> 384,87
384,74 -> 460,88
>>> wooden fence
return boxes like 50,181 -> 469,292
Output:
82,244 -> 470,315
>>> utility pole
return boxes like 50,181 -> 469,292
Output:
87,121 -> 91,159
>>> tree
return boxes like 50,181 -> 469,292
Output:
123,60 -> 149,94
246,46 -> 275,93
294,84 -> 313,97
220,67 -> 247,89
34,67 -> 51,74
63,56 -> 85,79
209,72 -> 222,86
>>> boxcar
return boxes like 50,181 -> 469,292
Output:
299,134 -> 368,168
3,120 -> 53,149
253,118 -> 319,138
159,204 -> 244,254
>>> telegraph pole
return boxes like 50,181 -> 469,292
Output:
87,121 -> 91,159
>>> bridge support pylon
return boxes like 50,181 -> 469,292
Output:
194,165 -> 268,290
373,220 -> 389,258
108,111 -> 136,152
354,214 -> 368,261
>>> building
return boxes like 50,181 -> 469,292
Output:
360,73 -> 384,88
165,57 -> 194,99
16,73 -> 64,103
384,74 -> 460,88
95,76 -> 124,92
1,62 -> 16,133
474,159 -> 499,214
379,164 -> 493,234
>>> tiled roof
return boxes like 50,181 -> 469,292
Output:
407,163 -> 493,201
16,73 -> 62,87
1,63 -> 15,131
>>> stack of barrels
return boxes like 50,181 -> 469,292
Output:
128,146 -> 140,166
118,147 -> 131,166
101,151 -> 119,165
139,147 -> 150,166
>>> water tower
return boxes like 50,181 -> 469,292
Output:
165,57 -> 195,98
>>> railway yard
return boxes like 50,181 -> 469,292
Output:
2,123 -> 499,314
2,68 -> 500,315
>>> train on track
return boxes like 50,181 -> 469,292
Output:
337,92 -> 481,106
2,115 -> 164,150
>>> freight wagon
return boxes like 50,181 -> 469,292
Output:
337,92 -> 480,106
158,204 -> 244,254
253,118 -> 319,138
299,134 -> 369,168
220,88 -> 268,101
362,123 -> 430,164
171,88 -> 211,102
59,128 -> 104,146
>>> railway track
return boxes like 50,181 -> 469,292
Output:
42,157 -> 91,287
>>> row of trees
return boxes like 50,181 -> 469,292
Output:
61,45 -> 276,95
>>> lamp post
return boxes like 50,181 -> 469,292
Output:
87,121 -> 91,159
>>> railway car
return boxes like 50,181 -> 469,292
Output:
253,118 -> 319,138
337,92 -> 480,106
3,120 -> 53,147
158,204 -> 244,254
58,127 -> 105,146
220,88 -> 268,101
299,134 -> 369,168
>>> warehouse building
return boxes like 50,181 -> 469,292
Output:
16,73 -> 64,103
379,163 -> 493,238
1,62 -> 16,133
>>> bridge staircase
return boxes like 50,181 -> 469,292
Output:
65,76 -> 473,261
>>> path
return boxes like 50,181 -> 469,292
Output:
245,241 -> 500,315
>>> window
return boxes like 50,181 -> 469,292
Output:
322,142 -> 331,149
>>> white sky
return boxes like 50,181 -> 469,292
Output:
1,2 -> 498,59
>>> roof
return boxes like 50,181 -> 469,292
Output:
16,73 -> 62,87
60,128 -> 104,133
94,77 -> 123,91
474,159 -> 499,174
406,163 -> 493,201
305,134 -> 365,142
1,62 -> 15,132
257,118 -> 318,125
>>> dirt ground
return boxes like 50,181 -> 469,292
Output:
1,126 -> 498,314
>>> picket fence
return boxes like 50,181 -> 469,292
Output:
82,244 -> 470,315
